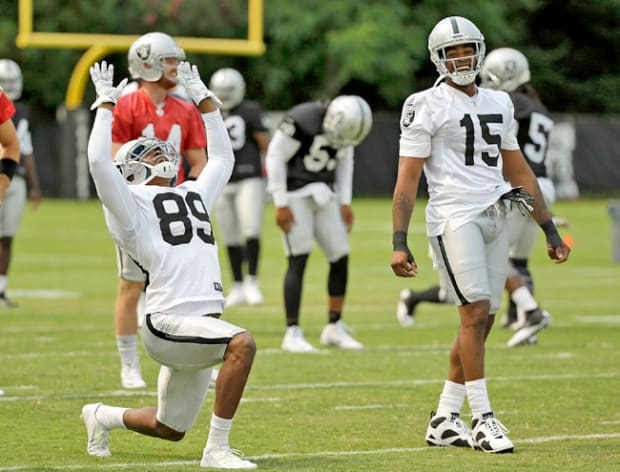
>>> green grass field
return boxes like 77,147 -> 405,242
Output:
1,197 -> 619,471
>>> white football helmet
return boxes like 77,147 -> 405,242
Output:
128,32 -> 185,82
428,16 -> 485,86
0,59 -> 23,101
323,95 -> 372,148
114,138 -> 179,185
480,47 -> 531,92
208,68 -> 245,111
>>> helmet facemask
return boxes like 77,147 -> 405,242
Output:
428,16 -> 486,86
114,138 -> 180,185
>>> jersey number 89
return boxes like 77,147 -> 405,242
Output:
153,191 -> 215,246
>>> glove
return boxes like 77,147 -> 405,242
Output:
176,61 -> 222,107
501,186 -> 535,215
89,61 -> 128,110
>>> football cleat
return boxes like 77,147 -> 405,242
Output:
200,447 -> 257,469
471,412 -> 514,453
243,277 -> 264,305
81,403 -> 111,457
281,326 -> 317,352
507,309 -> 551,347
225,283 -> 246,307
0,292 -> 17,308
120,363 -> 147,389
320,321 -> 363,350
396,289 -> 416,327
425,411 -> 474,448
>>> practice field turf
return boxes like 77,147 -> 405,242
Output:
0,197 -> 619,471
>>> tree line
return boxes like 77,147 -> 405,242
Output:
0,0 -> 618,114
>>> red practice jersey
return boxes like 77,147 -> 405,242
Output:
112,89 -> 206,183
0,92 -> 16,124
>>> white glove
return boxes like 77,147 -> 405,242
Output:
176,61 -> 222,107
89,61 -> 128,110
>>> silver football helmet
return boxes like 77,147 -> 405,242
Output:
128,32 -> 185,82
480,48 -> 531,92
114,138 -> 179,185
323,95 -> 372,148
428,16 -> 485,86
208,68 -> 245,111
0,59 -> 23,101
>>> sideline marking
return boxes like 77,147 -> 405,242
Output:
1,433 -> 619,470
7,289 -> 80,299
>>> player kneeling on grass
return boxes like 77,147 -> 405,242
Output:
81,60 -> 257,469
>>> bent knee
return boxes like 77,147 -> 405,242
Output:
157,423 -> 185,442
228,331 -> 257,359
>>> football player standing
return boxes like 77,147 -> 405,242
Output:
391,16 -> 570,453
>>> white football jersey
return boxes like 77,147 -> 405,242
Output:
399,82 -> 518,236
88,108 -> 234,316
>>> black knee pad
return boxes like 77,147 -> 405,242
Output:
328,255 -> 348,296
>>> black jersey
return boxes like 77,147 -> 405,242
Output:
278,100 -> 349,191
223,100 -> 269,182
509,92 -> 554,178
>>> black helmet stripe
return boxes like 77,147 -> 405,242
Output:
450,17 -> 460,34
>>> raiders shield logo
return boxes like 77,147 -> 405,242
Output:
401,102 -> 415,127
136,44 -> 151,61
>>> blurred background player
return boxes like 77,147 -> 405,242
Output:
480,47 -> 555,346
209,68 -> 271,307
0,59 -> 40,307
110,32 -> 207,388
265,95 -> 372,352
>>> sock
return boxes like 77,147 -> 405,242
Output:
0,275 -> 7,293
511,286 -> 538,312
205,414 -> 233,452
465,378 -> 492,418
328,311 -> 341,324
436,380 -> 466,416
117,335 -> 139,367
95,404 -> 128,429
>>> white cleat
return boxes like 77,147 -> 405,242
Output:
243,276 -> 264,305
396,289 -> 415,327
200,447 -> 257,469
81,403 -> 111,457
471,413 -> 514,453
121,363 -> 147,389
425,411 -> 474,448
225,283 -> 246,307
319,321 -> 363,350
281,326 -> 318,352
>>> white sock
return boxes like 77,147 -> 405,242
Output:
511,286 -> 538,312
95,404 -> 128,429
117,335 -> 139,366
436,380 -> 466,416
0,275 -> 7,293
465,378 -> 492,418
205,414 -> 233,452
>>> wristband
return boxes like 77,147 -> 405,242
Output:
540,220 -> 559,237
0,158 -> 18,180
392,231 -> 409,252
541,220 -> 562,248
185,176 -> 197,181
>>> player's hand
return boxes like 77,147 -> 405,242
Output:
391,250 -> 418,278
340,205 -> 353,232
547,237 -> 571,263
275,206 -> 294,233
176,62 -> 222,107
89,61 -> 128,110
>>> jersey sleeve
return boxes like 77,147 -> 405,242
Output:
0,92 -> 16,123
88,108 -> 138,231
399,92 -> 433,158
501,96 -> 520,151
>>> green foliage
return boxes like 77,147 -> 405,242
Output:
1,198 -> 619,470
0,0 -> 618,112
